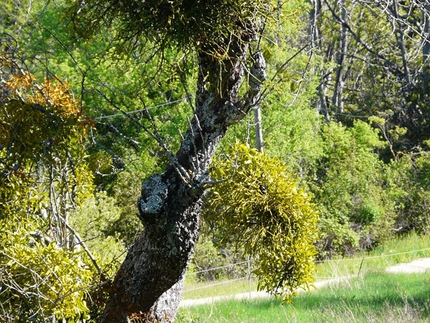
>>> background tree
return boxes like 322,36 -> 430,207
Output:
311,0 -> 430,150
302,0 -> 430,251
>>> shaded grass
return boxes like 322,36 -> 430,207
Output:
178,272 -> 430,322
293,272 -> 430,322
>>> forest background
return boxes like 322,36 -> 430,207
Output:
1,0 -> 430,322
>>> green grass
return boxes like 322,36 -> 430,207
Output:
183,233 -> 430,300
179,233 -> 430,322
182,278 -> 259,300
177,272 -> 430,322
315,232 -> 430,280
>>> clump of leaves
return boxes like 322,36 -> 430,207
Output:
0,56 -> 91,177
67,0 -> 280,54
204,143 -> 318,301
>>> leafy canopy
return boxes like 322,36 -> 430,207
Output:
205,143 -> 319,301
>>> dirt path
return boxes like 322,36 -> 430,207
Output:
179,276 -> 350,307
385,257 -> 430,273
180,258 -> 430,307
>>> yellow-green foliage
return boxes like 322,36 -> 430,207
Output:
205,144 -> 319,301
0,175 -> 92,322
0,57 -> 95,321
1,230 -> 92,321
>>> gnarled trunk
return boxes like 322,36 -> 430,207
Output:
100,31 -> 266,322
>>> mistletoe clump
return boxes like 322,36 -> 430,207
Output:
205,143 -> 319,301
67,0 -> 276,54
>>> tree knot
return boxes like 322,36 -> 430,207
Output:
137,174 -> 168,224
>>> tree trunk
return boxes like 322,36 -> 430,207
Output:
423,2 -> 430,65
100,32 -> 266,322
332,0 -> 348,115
309,0 -> 330,122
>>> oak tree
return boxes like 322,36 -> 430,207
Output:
67,0 -> 315,321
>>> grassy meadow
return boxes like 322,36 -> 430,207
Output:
178,233 -> 430,322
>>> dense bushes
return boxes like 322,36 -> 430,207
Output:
385,152 -> 430,235
310,121 -> 394,257
268,115 -> 430,259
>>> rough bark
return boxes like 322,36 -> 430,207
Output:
100,30 -> 266,322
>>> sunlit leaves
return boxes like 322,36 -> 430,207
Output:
204,143 -> 318,301
312,121 -> 394,257
70,191 -> 126,277
0,173 -> 93,322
